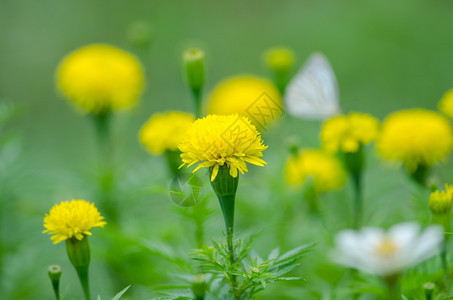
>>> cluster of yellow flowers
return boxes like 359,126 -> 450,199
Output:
43,200 -> 106,244
377,109 -> 452,172
57,44 -> 144,114
285,149 -> 346,193
139,111 -> 194,155
178,114 -> 268,181
320,112 -> 379,153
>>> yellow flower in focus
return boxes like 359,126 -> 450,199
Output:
264,47 -> 295,72
43,200 -> 106,244
206,76 -> 282,128
377,109 -> 453,172
139,111 -> 195,155
178,114 -> 268,181
57,44 -> 144,114
285,149 -> 346,193
321,112 -> 380,153
438,89 -> 453,119
429,184 -> 453,214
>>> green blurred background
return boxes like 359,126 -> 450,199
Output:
1,0 -> 453,299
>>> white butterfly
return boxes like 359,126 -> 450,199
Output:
284,52 -> 340,120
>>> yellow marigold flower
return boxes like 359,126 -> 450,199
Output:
285,149 -> 346,193
438,89 -> 453,119
178,114 -> 268,181
321,112 -> 380,153
43,200 -> 106,244
139,111 -> 195,155
56,44 -> 144,114
377,109 -> 453,172
206,76 -> 282,128
429,184 -> 453,214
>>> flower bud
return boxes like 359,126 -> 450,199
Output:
264,46 -> 295,93
264,47 -> 295,73
48,264 -> 62,281
183,48 -> 205,92
423,282 -> 435,300
429,185 -> 453,214
191,274 -> 207,299
48,265 -> 62,300
127,21 -> 153,48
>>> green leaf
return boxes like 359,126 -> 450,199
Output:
111,285 -> 131,300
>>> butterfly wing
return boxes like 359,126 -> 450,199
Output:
284,52 -> 340,120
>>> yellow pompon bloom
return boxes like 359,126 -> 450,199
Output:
139,111 -> 195,155
57,44 -> 144,114
438,89 -> 453,119
377,109 -> 453,172
206,76 -> 282,128
178,114 -> 268,181
285,149 -> 346,193
321,112 -> 380,153
429,184 -> 453,214
43,200 -> 106,244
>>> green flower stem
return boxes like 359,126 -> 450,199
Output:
75,265 -> 90,300
410,163 -> 429,187
191,87 -> 202,118
304,184 -> 319,215
66,237 -> 91,300
343,146 -> 364,229
209,165 -> 239,299
432,212 -> 451,291
92,112 -> 118,224
384,274 -> 400,300
273,70 -> 290,95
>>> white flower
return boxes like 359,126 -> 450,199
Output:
333,222 -> 443,276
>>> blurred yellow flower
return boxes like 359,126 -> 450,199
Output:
285,149 -> 346,193
206,76 -> 282,128
179,114 -> 268,181
139,111 -> 195,155
264,47 -> 295,72
429,184 -> 453,214
43,200 -> 106,244
438,89 -> 453,119
377,109 -> 453,172
57,44 -> 144,114
321,112 -> 379,153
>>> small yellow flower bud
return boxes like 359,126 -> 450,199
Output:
263,46 -> 295,93
429,185 -> 453,214
264,47 -> 295,73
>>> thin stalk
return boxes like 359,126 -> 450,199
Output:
191,87 -> 202,118
218,194 -> 239,299
433,212 -> 450,291
343,146 -> 364,229
384,274 -> 400,300
92,112 -> 118,224
50,279 -> 60,300
351,173 -> 362,229
75,265 -> 90,300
